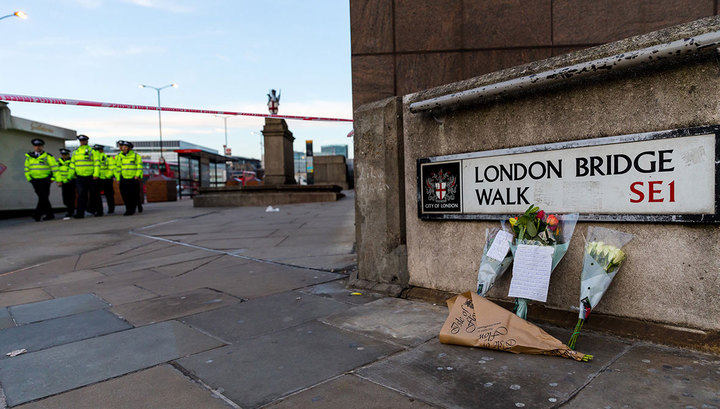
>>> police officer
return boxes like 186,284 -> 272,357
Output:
24,138 -> 58,221
90,144 -> 115,216
57,148 -> 76,219
70,134 -> 98,218
115,141 -> 143,215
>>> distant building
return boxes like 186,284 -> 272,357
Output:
68,140 -> 218,164
319,145 -> 348,158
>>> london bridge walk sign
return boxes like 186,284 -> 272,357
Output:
417,126 -> 719,223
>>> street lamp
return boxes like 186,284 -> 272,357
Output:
139,83 -> 178,160
251,131 -> 263,167
214,115 -> 232,155
0,11 -> 27,21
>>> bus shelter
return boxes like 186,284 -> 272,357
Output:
175,149 -> 234,198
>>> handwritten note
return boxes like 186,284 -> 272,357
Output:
486,230 -> 513,261
508,244 -> 554,302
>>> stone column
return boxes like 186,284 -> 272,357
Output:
351,97 -> 408,293
262,118 -> 296,185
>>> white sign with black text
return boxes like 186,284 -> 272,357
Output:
418,127 -> 718,221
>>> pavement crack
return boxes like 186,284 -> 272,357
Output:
173,255 -> 225,278
169,362 -> 241,409
130,231 -> 346,273
557,342 -> 636,407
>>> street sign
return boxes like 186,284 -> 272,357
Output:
418,126 -> 719,222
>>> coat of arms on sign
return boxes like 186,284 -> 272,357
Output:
426,169 -> 457,202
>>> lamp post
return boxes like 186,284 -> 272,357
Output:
139,83 -> 177,160
214,115 -> 232,155
251,131 -> 263,168
0,11 -> 27,21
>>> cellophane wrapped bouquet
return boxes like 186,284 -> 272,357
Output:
476,227 -> 514,297
508,205 -> 579,319
568,226 -> 633,349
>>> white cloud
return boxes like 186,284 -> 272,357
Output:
122,0 -> 195,13
72,0 -> 103,8
83,44 -> 165,57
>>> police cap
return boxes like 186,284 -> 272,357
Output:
31,138 -> 45,146
93,144 -> 104,150
119,141 -> 133,149
59,148 -> 71,154
77,134 -> 89,141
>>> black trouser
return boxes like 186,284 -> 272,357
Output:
100,178 -> 115,213
89,178 -> 103,215
75,175 -> 92,217
119,178 -> 139,215
137,180 -> 144,211
61,179 -> 76,216
30,177 -> 53,219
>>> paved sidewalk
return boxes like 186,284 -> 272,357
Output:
0,193 -> 719,408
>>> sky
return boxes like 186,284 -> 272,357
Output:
0,0 -> 353,160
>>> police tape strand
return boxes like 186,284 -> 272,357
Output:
0,93 -> 354,123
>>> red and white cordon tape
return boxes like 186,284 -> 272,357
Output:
0,93 -> 354,123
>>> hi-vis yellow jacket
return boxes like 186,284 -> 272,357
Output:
70,145 -> 98,177
56,157 -> 75,183
114,150 -> 143,180
94,152 -> 115,179
24,151 -> 58,181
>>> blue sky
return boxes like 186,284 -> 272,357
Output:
1,0 -> 353,159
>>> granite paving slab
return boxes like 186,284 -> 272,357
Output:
0,309 -> 131,359
298,280 -> 385,305
146,230 -> 278,243
0,256 -> 80,291
138,259 -> 344,299
186,236 -> 288,250
110,288 -> 241,326
0,288 -> 52,308
92,284 -> 158,306
149,255 -> 224,277
94,249 -> 216,275
16,365 -> 231,409
181,290 -> 351,342
235,244 -> 355,261
0,255 -> 78,278
176,321 -> 402,408
565,344 -> 720,408
356,330 -> 632,409
0,307 -> 13,330
42,269 -> 165,299
9,294 -> 109,325
265,374 -> 435,409
72,239 -> 156,270
0,320 -> 224,407
275,233 -> 356,247
321,298 -> 447,347
268,255 -> 357,271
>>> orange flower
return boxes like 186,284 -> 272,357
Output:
509,217 -> 518,226
546,214 -> 559,231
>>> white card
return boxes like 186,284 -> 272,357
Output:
486,230 -> 513,261
508,244 -> 554,302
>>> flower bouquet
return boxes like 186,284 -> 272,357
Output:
476,227 -> 514,297
567,226 -> 634,349
508,205 -> 579,319
439,292 -> 593,362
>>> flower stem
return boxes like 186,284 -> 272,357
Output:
568,318 -> 585,349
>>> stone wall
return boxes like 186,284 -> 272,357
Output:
350,0 -> 718,110
314,155 -> 349,190
353,97 -> 407,288
354,18 -> 720,335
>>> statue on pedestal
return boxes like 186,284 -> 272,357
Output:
267,89 -> 280,114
